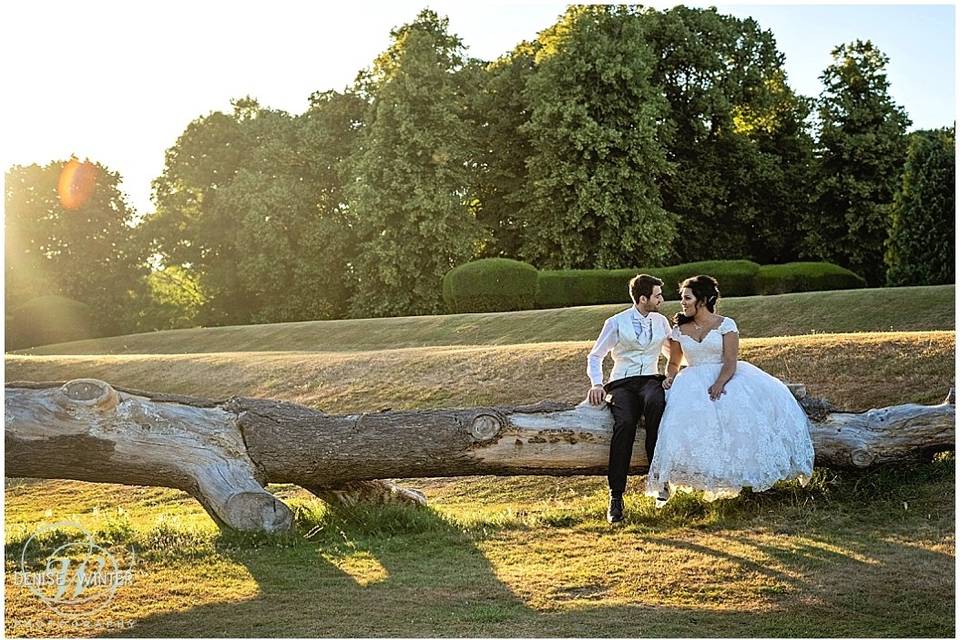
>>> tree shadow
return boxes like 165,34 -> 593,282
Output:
81,489 -> 955,639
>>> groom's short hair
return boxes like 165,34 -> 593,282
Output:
629,274 -> 664,303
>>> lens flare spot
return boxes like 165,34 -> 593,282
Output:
57,159 -> 99,210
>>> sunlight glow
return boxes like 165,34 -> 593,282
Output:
57,159 -> 99,210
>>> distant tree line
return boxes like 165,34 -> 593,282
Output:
5,6 -> 955,345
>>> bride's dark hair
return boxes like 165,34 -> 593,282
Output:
673,275 -> 720,326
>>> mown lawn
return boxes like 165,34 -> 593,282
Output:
5,458 -> 954,637
5,289 -> 956,637
10,284 -> 954,356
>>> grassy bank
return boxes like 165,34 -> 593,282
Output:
11,285 -> 954,355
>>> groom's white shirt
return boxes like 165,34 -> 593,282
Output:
587,307 -> 672,387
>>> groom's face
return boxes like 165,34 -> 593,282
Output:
640,286 -> 664,312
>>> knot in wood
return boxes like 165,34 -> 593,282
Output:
470,414 -> 502,441
59,379 -> 118,411
850,448 -> 875,467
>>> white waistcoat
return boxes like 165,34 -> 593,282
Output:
610,309 -> 667,381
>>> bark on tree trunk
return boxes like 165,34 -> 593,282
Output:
5,380 -> 293,533
6,379 -> 954,532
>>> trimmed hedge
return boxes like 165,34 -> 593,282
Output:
536,260 -> 761,308
755,262 -> 867,295
647,260 -> 761,301
535,268 -> 637,308
445,259 -> 867,312
442,258 -> 539,313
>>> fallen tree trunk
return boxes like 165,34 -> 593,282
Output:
6,379 -> 954,532
5,380 -> 294,533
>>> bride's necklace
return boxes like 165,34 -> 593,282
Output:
691,316 -> 713,339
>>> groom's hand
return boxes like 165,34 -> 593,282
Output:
587,385 -> 606,406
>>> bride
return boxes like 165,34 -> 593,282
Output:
646,275 -> 815,505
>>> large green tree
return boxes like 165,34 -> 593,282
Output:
808,40 -> 911,285
223,93 -> 365,323
346,9 -> 483,317
517,5 -> 675,269
885,127 -> 955,286
642,6 -> 816,264
5,159 -> 145,342
145,99 -> 261,325
470,41 -> 539,259
145,93 -> 364,326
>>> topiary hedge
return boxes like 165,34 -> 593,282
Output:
755,262 -> 867,295
445,259 -> 867,313
442,258 -> 540,313
647,260 -> 761,301
535,268 -> 638,308
535,260 -> 761,308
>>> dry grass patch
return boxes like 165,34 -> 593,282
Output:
6,331 -> 954,412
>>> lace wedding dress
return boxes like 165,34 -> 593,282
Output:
645,317 -> 815,502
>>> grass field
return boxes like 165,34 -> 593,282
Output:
4,287 -> 956,637
11,284 -> 954,355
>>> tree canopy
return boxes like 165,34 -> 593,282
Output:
807,40 -> 911,286
885,127 -> 956,286
515,5 -> 675,269
145,93 -> 364,326
5,159 -> 145,343
643,6 -> 816,264
6,8 -> 952,338
345,9 -> 484,317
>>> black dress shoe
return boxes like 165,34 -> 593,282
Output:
607,495 -> 625,523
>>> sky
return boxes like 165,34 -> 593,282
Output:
1,1 -> 956,216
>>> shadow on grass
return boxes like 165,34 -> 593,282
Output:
6,459 -> 954,638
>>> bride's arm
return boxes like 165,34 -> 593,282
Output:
708,332 -> 739,400
663,340 -> 683,389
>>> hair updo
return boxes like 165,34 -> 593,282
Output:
673,275 -> 720,326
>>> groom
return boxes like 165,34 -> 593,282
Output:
586,274 -> 671,523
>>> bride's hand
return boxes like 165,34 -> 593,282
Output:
708,381 -> 727,401
662,376 -> 674,390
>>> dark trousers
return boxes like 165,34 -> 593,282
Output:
605,375 -> 666,495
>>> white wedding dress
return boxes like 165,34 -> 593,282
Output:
645,317 -> 815,502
